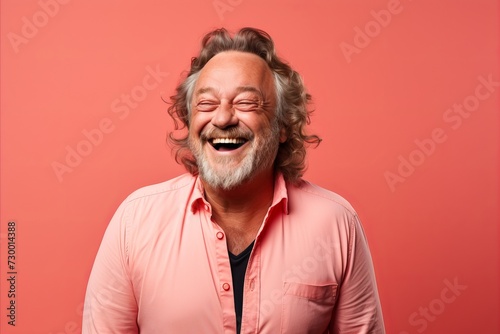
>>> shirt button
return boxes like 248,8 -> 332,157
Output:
222,283 -> 230,291
216,231 -> 224,240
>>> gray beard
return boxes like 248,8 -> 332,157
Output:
189,121 -> 280,190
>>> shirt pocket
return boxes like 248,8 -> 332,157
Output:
281,282 -> 338,334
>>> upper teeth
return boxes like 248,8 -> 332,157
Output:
212,138 -> 245,144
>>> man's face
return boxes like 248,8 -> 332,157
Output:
188,51 -> 282,190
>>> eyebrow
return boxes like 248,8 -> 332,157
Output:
194,86 -> 263,98
194,87 -> 215,96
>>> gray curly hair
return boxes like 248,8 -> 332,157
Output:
167,27 -> 321,184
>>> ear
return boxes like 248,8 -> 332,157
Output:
279,127 -> 287,143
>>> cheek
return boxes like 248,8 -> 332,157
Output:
189,113 -> 211,135
237,113 -> 272,132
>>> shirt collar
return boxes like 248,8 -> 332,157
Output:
189,175 -> 210,214
189,173 -> 289,215
271,172 -> 289,215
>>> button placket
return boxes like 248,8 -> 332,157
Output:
209,219 -> 235,332
240,244 -> 260,333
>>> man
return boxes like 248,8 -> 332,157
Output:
83,27 -> 385,333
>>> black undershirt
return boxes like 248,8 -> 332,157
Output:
229,241 -> 254,334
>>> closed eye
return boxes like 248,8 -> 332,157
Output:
196,101 -> 219,112
234,101 -> 260,112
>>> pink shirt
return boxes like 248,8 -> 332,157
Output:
83,173 -> 385,333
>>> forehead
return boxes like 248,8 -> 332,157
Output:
194,51 -> 275,96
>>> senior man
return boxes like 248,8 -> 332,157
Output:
83,27 -> 385,333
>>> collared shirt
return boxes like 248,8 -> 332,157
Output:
83,173 -> 385,333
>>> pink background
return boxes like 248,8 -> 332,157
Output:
1,0 -> 499,333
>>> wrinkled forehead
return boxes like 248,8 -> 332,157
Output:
194,51 -> 276,99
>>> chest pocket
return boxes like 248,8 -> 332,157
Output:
281,282 -> 338,334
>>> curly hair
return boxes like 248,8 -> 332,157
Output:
167,27 -> 321,184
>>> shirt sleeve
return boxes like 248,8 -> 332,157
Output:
82,200 -> 139,334
330,215 -> 385,333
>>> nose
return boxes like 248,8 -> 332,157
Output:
211,101 -> 238,129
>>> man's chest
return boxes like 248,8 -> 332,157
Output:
128,212 -> 344,333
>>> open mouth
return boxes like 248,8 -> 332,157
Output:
209,138 -> 247,151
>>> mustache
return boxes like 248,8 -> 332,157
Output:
200,127 -> 254,141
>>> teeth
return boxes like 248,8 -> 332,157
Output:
212,138 -> 246,145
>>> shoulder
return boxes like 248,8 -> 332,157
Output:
111,173 -> 199,235
287,179 -> 357,218
122,173 -> 197,205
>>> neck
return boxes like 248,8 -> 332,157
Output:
201,169 -> 275,254
203,169 -> 275,217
